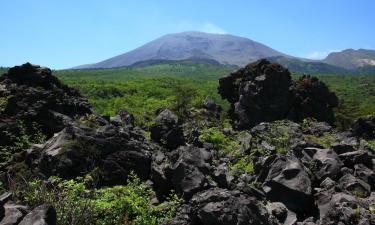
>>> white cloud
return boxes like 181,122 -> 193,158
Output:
305,49 -> 340,60
167,21 -> 227,34
200,22 -> 227,34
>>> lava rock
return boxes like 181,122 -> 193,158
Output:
150,109 -> 185,149
0,63 -> 91,147
110,109 -> 134,127
261,155 -> 314,214
288,75 -> 338,124
164,188 -> 278,225
299,147 -> 343,181
27,122 -> 154,186
218,59 -> 338,129
351,116 -> 375,139
219,59 -> 292,129
166,146 -> 212,199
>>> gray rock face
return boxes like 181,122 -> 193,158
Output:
262,156 -> 313,213
19,204 -> 56,225
75,31 -> 286,69
166,146 -> 212,199
299,147 -> 343,181
163,188 -> 278,225
0,202 -> 28,225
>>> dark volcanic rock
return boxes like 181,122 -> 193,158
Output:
26,122 -> 155,186
166,146 -> 212,199
163,188 -> 278,225
218,59 -> 338,129
0,63 -> 91,147
351,116 -> 375,139
218,59 -> 292,129
150,109 -> 185,150
288,75 -> 338,124
261,155 -> 314,214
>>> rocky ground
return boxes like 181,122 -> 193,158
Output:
0,61 -> 374,225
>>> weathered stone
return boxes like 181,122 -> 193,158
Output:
19,204 -> 56,225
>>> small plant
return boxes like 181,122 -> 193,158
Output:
366,140 -> 375,153
18,173 -> 180,225
0,121 -> 46,166
305,132 -> 336,148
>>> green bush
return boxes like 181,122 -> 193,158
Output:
19,173 -> 180,225
0,122 -> 46,167
199,127 -> 254,174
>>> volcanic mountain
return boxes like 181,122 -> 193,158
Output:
75,31 -> 288,69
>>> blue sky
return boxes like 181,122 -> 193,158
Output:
0,0 -> 374,69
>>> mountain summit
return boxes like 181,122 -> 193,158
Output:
75,31 -> 286,69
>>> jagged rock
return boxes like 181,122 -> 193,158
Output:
110,109 -> 134,127
0,202 -> 28,225
202,97 -> 222,119
339,150 -> 373,169
19,204 -> 56,225
351,116 -> 375,139
331,143 -> 356,155
288,75 -> 338,124
339,173 -> 371,197
261,155 -> 314,214
26,122 -> 155,186
164,188 -> 278,225
219,59 -> 292,129
266,202 -> 297,225
166,146 -> 212,199
301,119 -> 332,136
218,59 -> 338,129
354,164 -> 375,190
298,147 -> 343,181
0,63 -> 91,147
150,109 -> 185,149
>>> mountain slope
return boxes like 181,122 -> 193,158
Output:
323,49 -> 375,69
75,31 -> 287,69
267,56 -> 350,74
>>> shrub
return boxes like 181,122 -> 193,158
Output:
19,173 -> 180,225
199,127 -> 254,174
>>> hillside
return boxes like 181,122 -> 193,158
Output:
75,31 -> 287,69
324,49 -> 375,69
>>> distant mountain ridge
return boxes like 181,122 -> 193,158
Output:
74,31 -> 375,74
323,48 -> 375,69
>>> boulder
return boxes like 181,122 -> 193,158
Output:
218,59 -> 292,129
166,146 -> 212,199
0,63 -> 91,142
354,164 -> 375,190
339,150 -> 373,169
339,173 -> 371,197
27,122 -> 154,186
19,204 -> 56,225
261,155 -> 314,214
0,202 -> 28,225
298,147 -> 343,181
150,109 -> 185,149
110,109 -> 134,127
164,188 -> 278,225
288,75 -> 338,124
218,59 -> 338,129
351,116 -> 375,139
